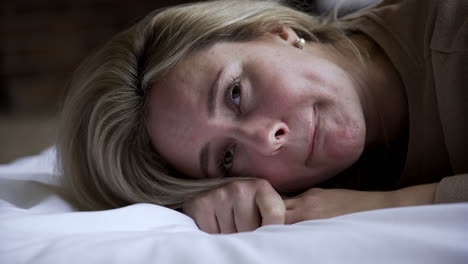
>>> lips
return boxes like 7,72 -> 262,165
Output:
306,106 -> 318,165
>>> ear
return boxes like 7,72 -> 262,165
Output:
270,25 -> 300,43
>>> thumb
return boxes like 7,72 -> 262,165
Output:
256,185 -> 285,226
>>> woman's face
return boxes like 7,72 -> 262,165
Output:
147,29 -> 366,192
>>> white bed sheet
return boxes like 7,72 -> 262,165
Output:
1,148 -> 467,264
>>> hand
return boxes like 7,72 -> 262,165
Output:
284,183 -> 438,224
284,188 -> 393,224
183,179 -> 285,234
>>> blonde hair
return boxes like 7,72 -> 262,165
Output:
58,0 -> 360,210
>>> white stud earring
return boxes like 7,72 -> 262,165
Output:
294,38 -> 305,49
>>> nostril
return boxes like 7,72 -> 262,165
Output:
275,128 -> 285,139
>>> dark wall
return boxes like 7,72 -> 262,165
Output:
0,0 -> 199,115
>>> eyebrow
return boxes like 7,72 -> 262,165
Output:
200,142 -> 210,179
207,68 -> 223,118
200,67 -> 223,178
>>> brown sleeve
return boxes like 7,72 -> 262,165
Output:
434,175 -> 468,203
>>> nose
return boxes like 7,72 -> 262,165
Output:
236,117 -> 289,156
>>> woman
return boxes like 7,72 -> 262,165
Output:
58,0 -> 468,234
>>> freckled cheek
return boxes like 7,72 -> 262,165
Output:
253,68 -> 296,98
256,87 -> 299,113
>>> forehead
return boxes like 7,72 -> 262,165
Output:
164,45 -> 229,94
151,46 -> 223,113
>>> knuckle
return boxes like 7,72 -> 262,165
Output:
227,180 -> 244,192
213,188 -> 228,201
198,196 -> 213,207
254,178 -> 271,190
186,190 -> 220,208
265,203 -> 286,218
228,181 -> 252,198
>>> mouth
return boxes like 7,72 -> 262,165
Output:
306,105 -> 318,166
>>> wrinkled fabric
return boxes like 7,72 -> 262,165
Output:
1,148 -> 467,264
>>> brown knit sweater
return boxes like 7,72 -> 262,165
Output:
344,0 -> 468,203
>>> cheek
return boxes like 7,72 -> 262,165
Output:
255,80 -> 311,116
322,111 -> 366,164
251,61 -> 309,106
318,76 -> 366,161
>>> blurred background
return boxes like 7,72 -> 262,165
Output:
0,0 -> 377,164
0,0 -> 204,163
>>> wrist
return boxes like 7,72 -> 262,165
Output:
359,190 -> 397,211
392,183 -> 438,207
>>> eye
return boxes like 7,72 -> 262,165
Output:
227,79 -> 242,110
231,82 -> 241,106
217,144 -> 236,176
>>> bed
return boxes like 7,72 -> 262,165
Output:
0,147 -> 467,263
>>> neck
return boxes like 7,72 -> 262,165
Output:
329,35 -> 408,150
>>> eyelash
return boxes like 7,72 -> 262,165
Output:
217,144 -> 236,177
225,77 -> 242,113
218,77 -> 242,176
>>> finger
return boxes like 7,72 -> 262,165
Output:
285,208 -> 303,225
216,207 -> 237,234
233,197 -> 261,232
255,182 -> 285,226
194,213 -> 221,234
183,202 -> 221,234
